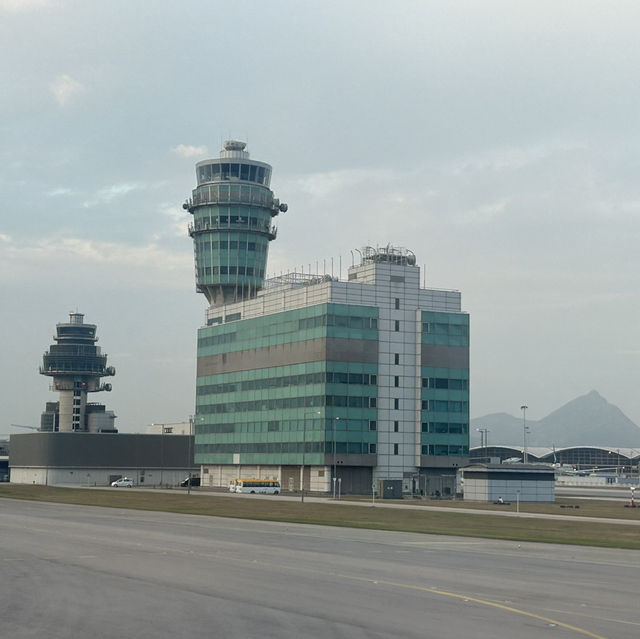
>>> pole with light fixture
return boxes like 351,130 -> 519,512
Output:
301,410 -> 321,503
520,405 -> 528,464
333,417 -> 339,499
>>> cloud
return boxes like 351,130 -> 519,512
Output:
47,187 -> 75,197
0,235 -> 191,287
454,200 -> 509,227
82,182 -> 142,208
289,168 -> 395,198
50,74 -> 85,107
0,233 -> 11,242
150,204 -> 190,241
172,144 -> 208,158
0,0 -> 55,11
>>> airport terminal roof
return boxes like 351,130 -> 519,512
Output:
471,445 -> 640,462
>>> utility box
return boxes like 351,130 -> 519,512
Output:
378,479 -> 402,499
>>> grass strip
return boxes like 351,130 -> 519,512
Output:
1,485 -> 639,550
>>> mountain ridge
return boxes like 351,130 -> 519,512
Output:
471,390 -> 640,448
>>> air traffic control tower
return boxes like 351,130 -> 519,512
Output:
184,140 -> 287,306
40,313 -> 116,432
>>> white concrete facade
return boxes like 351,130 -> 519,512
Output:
9,466 -> 190,487
146,422 -> 192,435
463,477 -> 555,502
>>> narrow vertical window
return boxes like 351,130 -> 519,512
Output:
394,398 -> 399,410
394,320 -> 400,332
394,353 -> 400,365
394,375 -> 400,387
394,298 -> 400,310
394,421 -> 399,432
394,443 -> 399,455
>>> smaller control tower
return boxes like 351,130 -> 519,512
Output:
40,313 -> 116,432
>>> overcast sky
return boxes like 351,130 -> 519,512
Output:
1,0 -> 639,436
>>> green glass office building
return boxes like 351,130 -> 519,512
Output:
188,146 -> 469,495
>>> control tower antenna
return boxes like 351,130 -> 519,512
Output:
184,140 -> 288,307
39,313 -> 115,432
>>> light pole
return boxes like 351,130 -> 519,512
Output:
187,415 -> 194,494
333,417 -> 339,499
301,414 -> 307,503
476,427 -> 490,459
160,424 -> 164,488
301,410 -> 321,503
520,405 -> 528,464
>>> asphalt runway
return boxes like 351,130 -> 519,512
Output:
1,498 -> 639,639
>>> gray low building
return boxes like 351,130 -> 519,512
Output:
461,463 -> 555,502
9,432 -> 197,487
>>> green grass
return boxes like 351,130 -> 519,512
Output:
374,495 -> 640,519
2,485 -> 639,549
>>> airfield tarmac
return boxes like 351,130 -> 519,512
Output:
1,497 -> 638,639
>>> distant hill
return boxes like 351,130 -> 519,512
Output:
471,390 -> 640,448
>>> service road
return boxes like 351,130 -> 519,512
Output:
1,498 -> 638,638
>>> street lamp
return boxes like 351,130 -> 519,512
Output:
333,417 -> 340,499
187,415 -> 194,494
301,410 -> 321,503
520,405 -> 528,464
476,427 -> 490,459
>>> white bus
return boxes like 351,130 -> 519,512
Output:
229,478 -> 280,494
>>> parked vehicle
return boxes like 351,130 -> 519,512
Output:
180,476 -> 200,487
228,478 -> 280,494
111,477 -> 133,488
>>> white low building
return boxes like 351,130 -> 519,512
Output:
461,463 -> 555,503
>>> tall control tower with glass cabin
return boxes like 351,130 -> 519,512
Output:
184,140 -> 288,307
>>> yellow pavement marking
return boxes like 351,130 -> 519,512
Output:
340,575 -> 610,639
542,608 -> 640,628
206,548 -> 613,639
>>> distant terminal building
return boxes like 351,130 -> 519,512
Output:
470,445 -> 640,471
186,142 -> 470,495
39,312 -> 117,433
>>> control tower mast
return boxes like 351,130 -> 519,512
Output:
184,140 -> 287,307
40,313 -> 115,432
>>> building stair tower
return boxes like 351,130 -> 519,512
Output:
40,313 -> 115,432
184,140 -> 288,307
